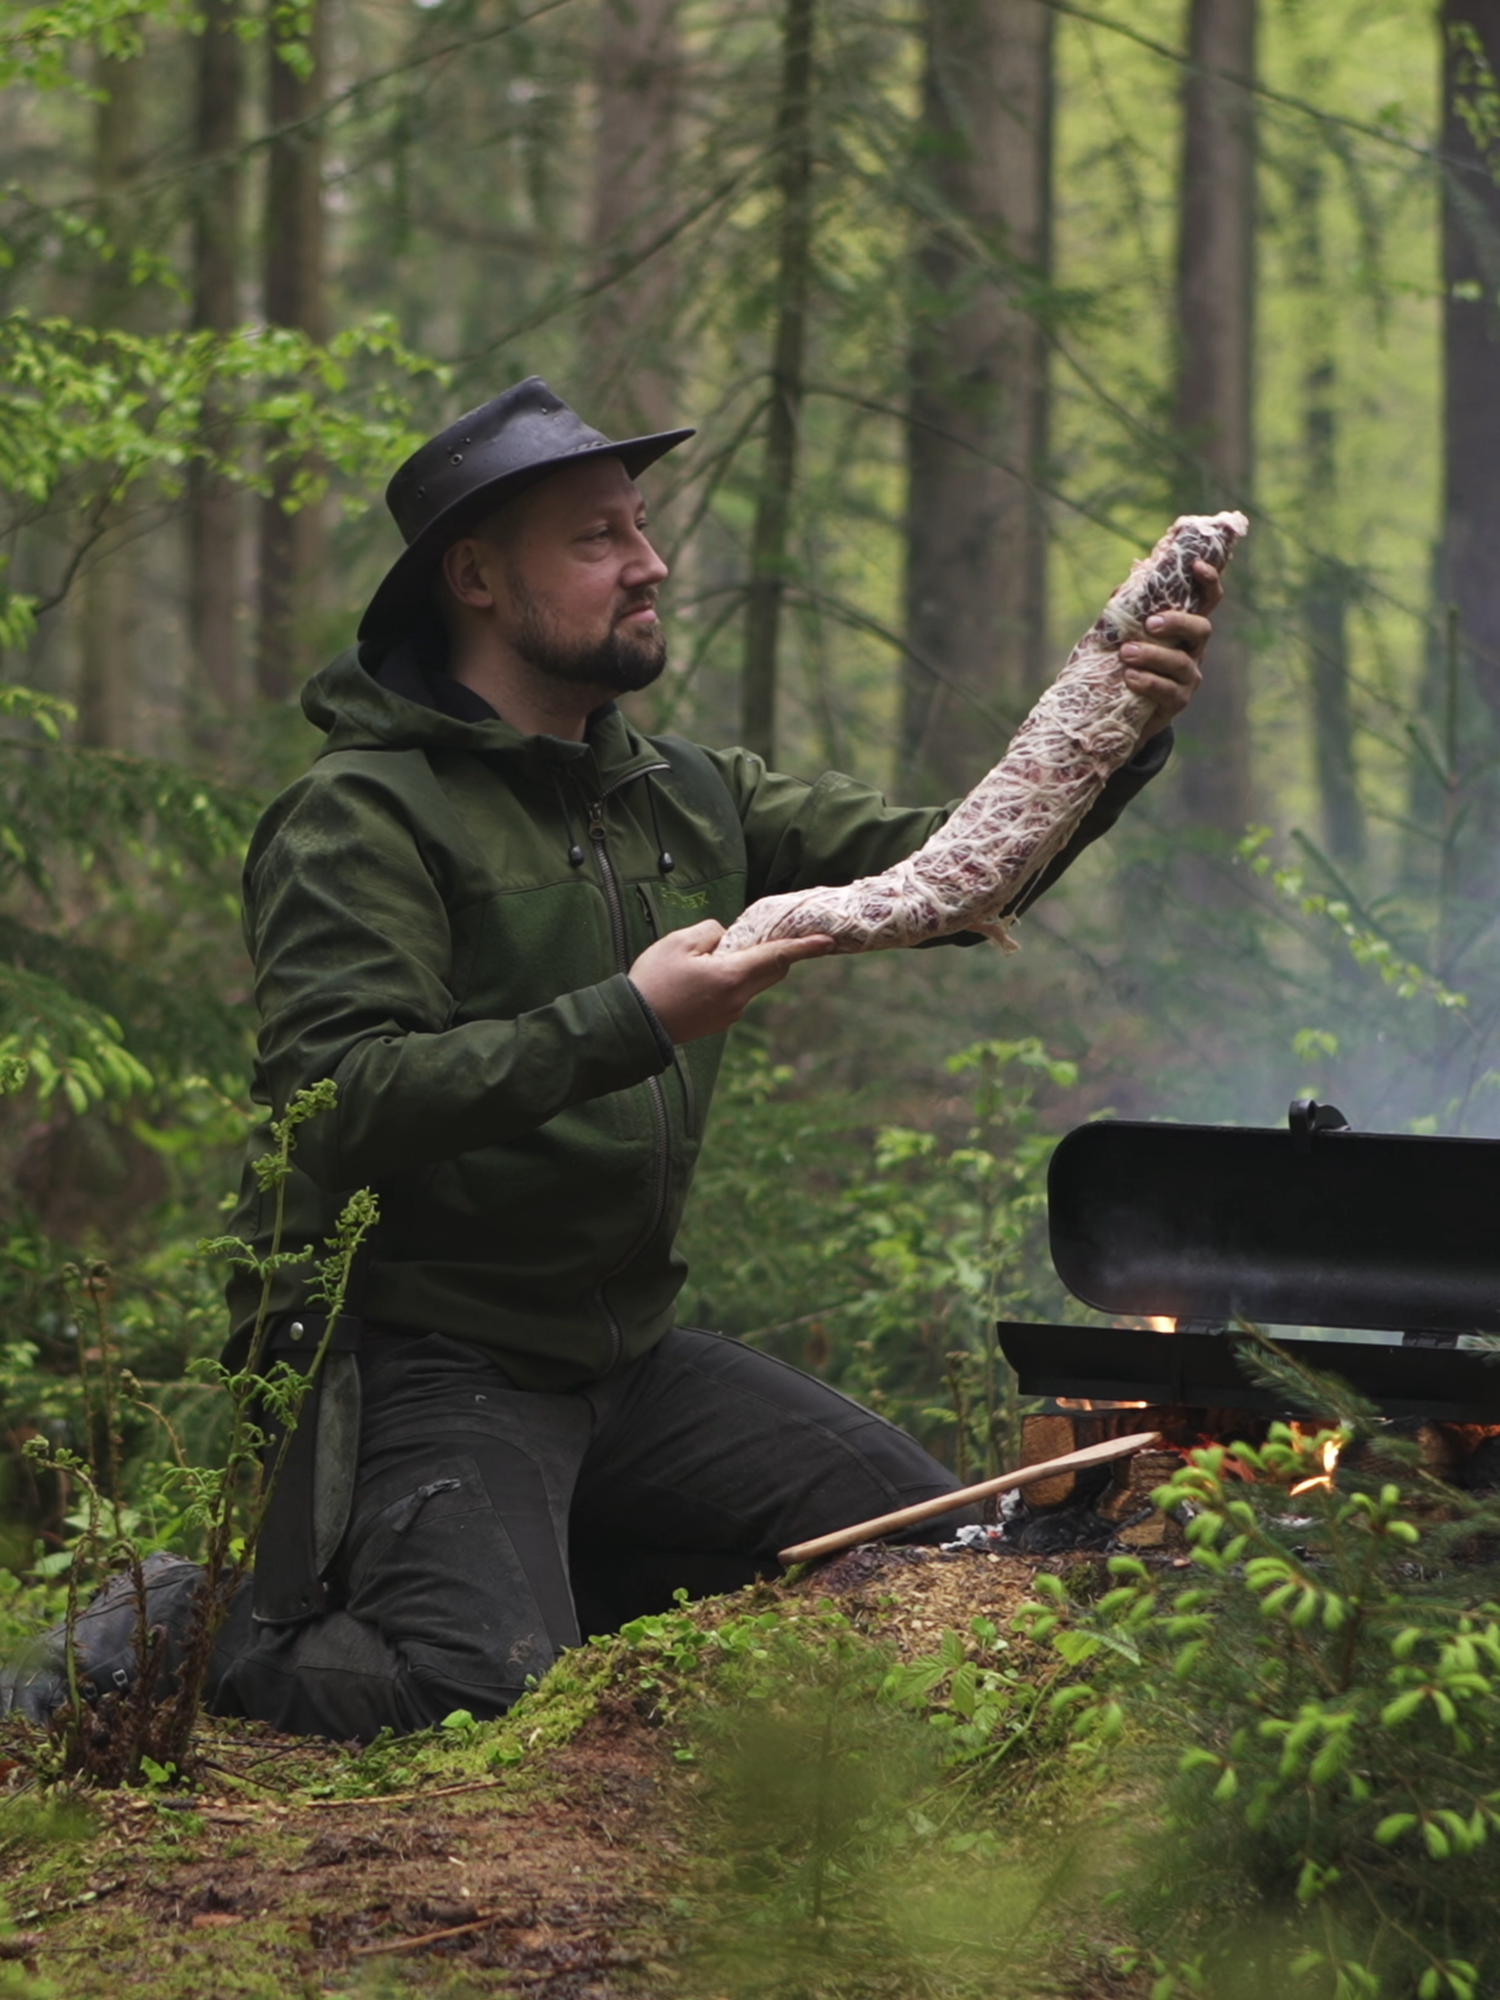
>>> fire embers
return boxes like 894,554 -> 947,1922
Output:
1008,1409 -> 1206,1553
1012,1445 -> 1189,1555
1288,1433 -> 1343,1497
943,1406 -> 1297,1557
936,1409 -> 1500,1562
1411,1421 -> 1500,1488
939,1415 -> 1199,1556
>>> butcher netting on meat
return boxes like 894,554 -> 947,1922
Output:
717,509 -> 1249,956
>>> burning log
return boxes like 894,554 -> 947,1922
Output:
1020,1414 -> 1109,1507
1011,1407 -> 1281,1554
1097,1452 -> 1192,1548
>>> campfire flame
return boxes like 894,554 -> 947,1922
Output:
1289,1435 -> 1342,1497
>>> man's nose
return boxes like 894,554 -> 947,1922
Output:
626,530 -> 669,588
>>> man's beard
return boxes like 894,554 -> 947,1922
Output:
509,571 -> 667,694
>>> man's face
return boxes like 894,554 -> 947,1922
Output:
489,456 -> 670,695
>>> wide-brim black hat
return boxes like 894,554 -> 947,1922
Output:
357,376 -> 694,652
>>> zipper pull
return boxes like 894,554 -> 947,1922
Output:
587,800 -> 606,842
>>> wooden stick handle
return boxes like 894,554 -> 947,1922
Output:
778,1429 -> 1162,1565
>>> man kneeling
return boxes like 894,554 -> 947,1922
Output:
3,380 -> 1214,1739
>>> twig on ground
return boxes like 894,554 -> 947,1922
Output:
351,1909 -> 510,1957
198,1758 -> 289,1794
302,1775 -> 505,1810
16,1879 -> 124,1924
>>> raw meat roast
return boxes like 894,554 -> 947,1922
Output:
717,510 -> 1248,956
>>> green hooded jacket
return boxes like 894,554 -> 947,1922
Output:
225,633 -> 1171,1391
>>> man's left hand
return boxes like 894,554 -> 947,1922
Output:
1120,557 -> 1222,740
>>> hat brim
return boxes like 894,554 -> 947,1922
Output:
357,427 -> 694,653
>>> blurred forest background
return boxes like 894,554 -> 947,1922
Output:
0,0 -> 1496,1528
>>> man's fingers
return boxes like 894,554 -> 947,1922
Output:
1135,609 -> 1213,659
1193,557 -> 1225,614
730,933 -> 836,985
629,920 -> 834,1043
1126,667 -> 1197,711
677,918 -> 727,953
767,933 -> 837,966
1122,616 -> 1204,736
1123,642 -> 1199,683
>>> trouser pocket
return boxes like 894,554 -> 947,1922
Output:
339,1437 -> 584,1709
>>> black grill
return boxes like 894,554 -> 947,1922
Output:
996,1100 -> 1500,1418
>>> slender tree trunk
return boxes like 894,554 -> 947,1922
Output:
1439,1 -> 1500,728
900,0 -> 1052,799
1303,364 -> 1363,866
1172,0 -> 1256,841
78,47 -> 141,751
257,3 -> 329,703
586,0 -> 680,439
1290,156 -> 1363,866
189,0 -> 244,740
740,0 -> 815,767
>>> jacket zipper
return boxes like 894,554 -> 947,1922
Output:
587,793 -> 672,1370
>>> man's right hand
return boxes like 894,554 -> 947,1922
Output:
629,919 -> 834,1045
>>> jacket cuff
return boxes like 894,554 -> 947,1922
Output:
1125,725 -> 1174,778
626,979 -> 678,1064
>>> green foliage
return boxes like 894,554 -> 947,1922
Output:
1450,20 -> 1500,171
1020,1422 -> 1500,1997
1241,829 -> 1468,1014
187,1080 -> 377,1582
0,314 -> 445,646
0,724 -> 261,1106
681,1033 -> 1073,1468
0,0 -> 190,92
5,1083 -> 376,1786
834,1038 -> 1076,1475
616,1597 -> 1102,1999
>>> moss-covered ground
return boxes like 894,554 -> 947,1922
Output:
0,1549 -> 1144,2000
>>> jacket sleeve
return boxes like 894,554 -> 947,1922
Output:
705,729 -> 1174,933
245,768 -> 671,1190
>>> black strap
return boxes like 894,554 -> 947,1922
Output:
252,1311 -> 366,1626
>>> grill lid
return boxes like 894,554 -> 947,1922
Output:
1049,1102 -> 1500,1337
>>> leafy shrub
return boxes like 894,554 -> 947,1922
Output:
679,1033 -> 1077,1466
1024,1423 -> 1500,1999
655,1600 -> 1088,1999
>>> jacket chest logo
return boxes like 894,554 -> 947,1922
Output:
656,884 -> 711,912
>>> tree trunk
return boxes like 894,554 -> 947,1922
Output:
899,0 -> 1052,799
77,47 -> 141,751
586,0 -> 680,439
1172,0 -> 1256,841
1439,0 -> 1500,728
1290,155 -> 1364,866
739,0 -> 815,767
1303,365 -> 1364,867
256,2 -> 329,704
189,0 -> 244,740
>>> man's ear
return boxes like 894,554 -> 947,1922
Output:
441,537 -> 498,611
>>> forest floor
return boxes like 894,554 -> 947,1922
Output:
0,1549 -> 1146,2000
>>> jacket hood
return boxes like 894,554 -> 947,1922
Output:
301,614 -> 660,784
